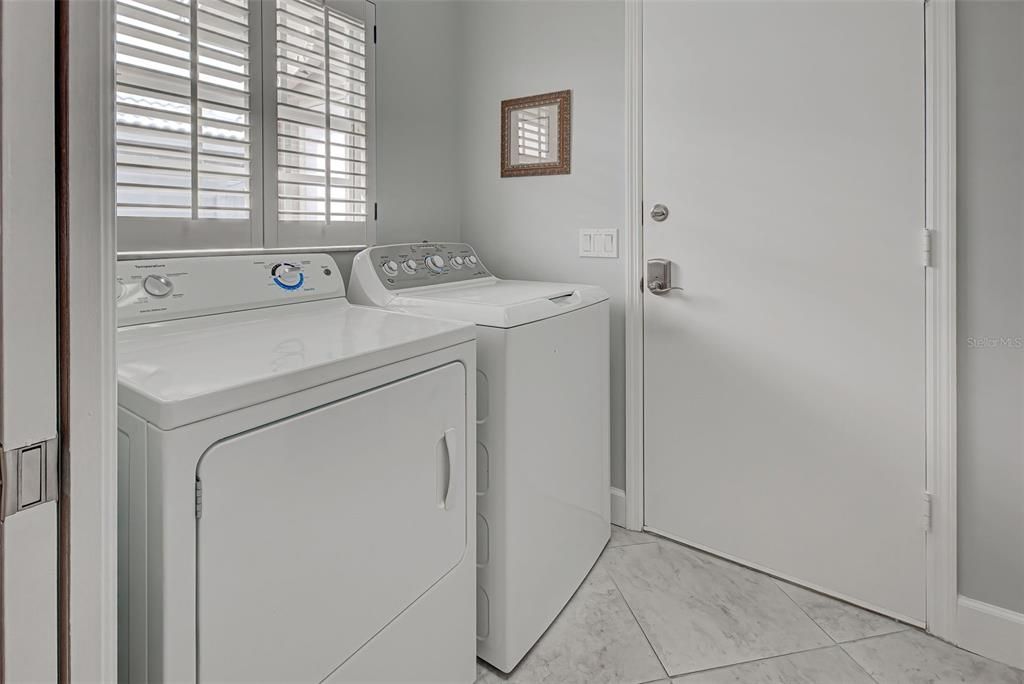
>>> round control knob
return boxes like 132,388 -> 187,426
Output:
402,259 -> 419,274
381,260 -> 399,277
426,255 -> 445,273
467,255 -> 478,266
272,263 -> 303,289
451,256 -> 464,268
142,274 -> 173,298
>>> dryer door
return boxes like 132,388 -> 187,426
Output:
196,362 -> 467,683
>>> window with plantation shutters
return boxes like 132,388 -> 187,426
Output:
268,0 -> 373,247
113,0 -> 375,253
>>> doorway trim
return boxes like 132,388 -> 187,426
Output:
66,1 -> 118,680
622,0 -> 959,636
623,0 -> 644,532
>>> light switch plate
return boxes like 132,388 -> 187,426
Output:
579,229 -> 618,258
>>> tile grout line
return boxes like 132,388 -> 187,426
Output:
608,539 -> 659,549
838,643 -> 884,684
646,530 -> 913,642
770,578 -> 837,646
608,538 -> 839,681
837,626 -> 918,649
669,643 -> 852,681
604,559 -> 672,682
607,535 -> 904,683
835,627 -> 914,684
642,532 -> 903,649
767,575 -> 916,649
769,577 -> 885,683
836,630 -> 937,684
768,576 -> 919,636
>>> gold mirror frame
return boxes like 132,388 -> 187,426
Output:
500,90 -> 572,178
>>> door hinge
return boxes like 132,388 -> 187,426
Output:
922,491 -> 933,532
923,228 -> 934,268
0,438 -> 59,520
195,479 -> 203,519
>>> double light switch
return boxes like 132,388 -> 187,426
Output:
579,229 -> 618,258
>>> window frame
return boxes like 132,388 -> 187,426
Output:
115,0 -> 376,256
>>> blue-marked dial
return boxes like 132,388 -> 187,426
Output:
272,263 -> 304,290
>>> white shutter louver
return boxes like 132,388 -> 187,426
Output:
274,0 -> 368,223
115,0 -> 254,221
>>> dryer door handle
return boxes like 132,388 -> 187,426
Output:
437,428 -> 456,510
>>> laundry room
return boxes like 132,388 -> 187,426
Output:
0,1 -> 1022,683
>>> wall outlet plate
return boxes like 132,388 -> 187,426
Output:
579,229 -> 618,258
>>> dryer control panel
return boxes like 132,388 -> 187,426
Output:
116,253 -> 343,327
363,242 -> 492,291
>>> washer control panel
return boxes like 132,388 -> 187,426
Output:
116,253 -> 343,327
366,242 -> 491,290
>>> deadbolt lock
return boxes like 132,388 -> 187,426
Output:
647,258 -> 673,295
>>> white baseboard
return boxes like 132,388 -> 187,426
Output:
955,595 -> 1024,670
610,487 -> 626,528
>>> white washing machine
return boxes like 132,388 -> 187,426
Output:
116,254 -> 477,684
349,242 -> 611,673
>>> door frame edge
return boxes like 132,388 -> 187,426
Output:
67,0 -> 118,680
924,0 -> 958,644
623,0 -> 644,532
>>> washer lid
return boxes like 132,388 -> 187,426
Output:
389,280 -> 609,328
117,299 -> 475,430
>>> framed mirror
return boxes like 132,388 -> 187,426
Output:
500,90 -> 571,177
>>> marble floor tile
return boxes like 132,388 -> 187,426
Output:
841,629 -> 1024,684
608,525 -> 659,548
671,646 -> 876,683
603,541 -> 832,676
775,580 -> 908,642
474,562 -> 666,684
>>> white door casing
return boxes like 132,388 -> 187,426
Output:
641,0 -> 928,623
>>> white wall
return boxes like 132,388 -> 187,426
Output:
956,0 -> 1024,615
333,0 -> 463,283
457,0 -> 627,489
375,0 -> 462,245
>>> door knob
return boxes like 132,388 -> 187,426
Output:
650,203 -> 669,222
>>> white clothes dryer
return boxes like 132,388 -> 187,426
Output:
116,254 -> 477,683
349,242 -> 611,673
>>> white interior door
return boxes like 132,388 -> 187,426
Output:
642,0 -> 927,622
0,0 -> 60,679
